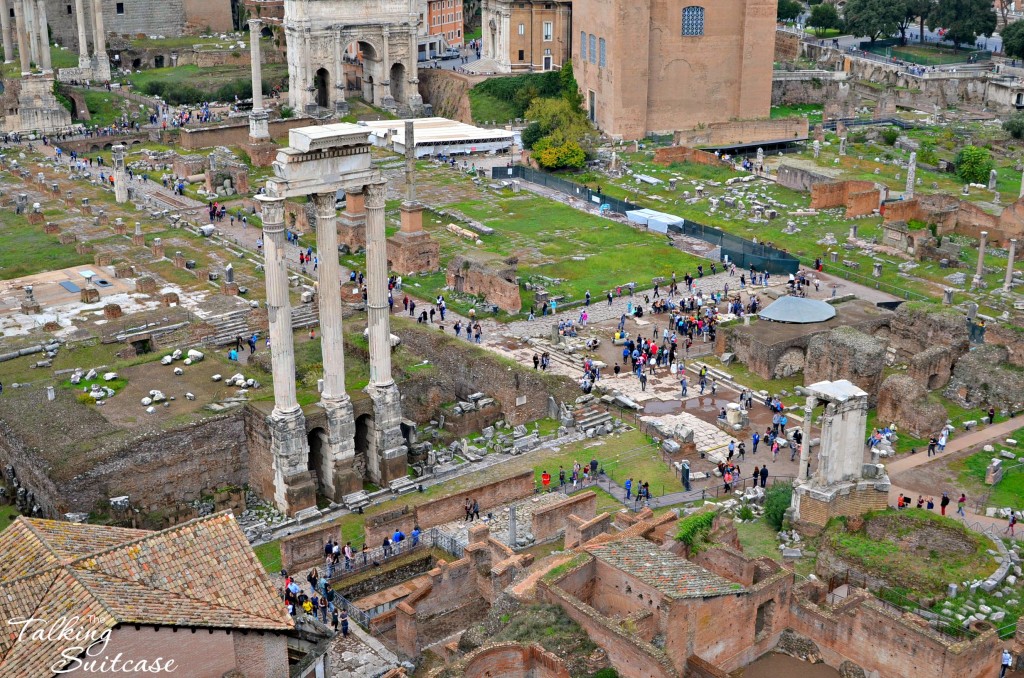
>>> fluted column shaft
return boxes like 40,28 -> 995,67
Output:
91,0 -> 106,57
1006,239 -> 1017,292
0,0 -> 14,64
258,194 -> 300,413
313,192 -> 346,399
249,19 -> 263,111
365,180 -> 393,386
35,0 -> 50,71
14,0 -> 29,74
74,0 -> 89,63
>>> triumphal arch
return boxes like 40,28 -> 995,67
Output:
259,123 -> 408,515
283,0 -> 424,114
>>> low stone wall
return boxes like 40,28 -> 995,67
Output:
795,484 -> 889,530
776,163 -> 834,192
565,512 -> 613,548
280,523 -> 340,572
531,491 -> 597,543
365,470 -> 535,545
452,643 -> 571,678
810,181 -> 880,217
178,118 -> 308,151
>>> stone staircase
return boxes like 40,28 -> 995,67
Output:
196,303 -> 320,347
575,406 -> 613,435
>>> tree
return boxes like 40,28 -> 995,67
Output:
533,139 -> 587,170
520,121 -> 544,149
928,0 -> 995,48
843,0 -> 901,42
1004,112 -> 1024,139
1003,19 -> 1024,61
764,484 -> 793,531
954,145 -> 993,184
559,59 -> 584,112
778,0 -> 803,22
808,4 -> 842,36
896,0 -> 935,45
996,0 -> 1014,32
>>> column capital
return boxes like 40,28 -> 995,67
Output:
248,18 -> 263,31
256,193 -> 285,231
364,179 -> 387,207
310,192 -> 337,216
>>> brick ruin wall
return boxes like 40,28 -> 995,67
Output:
565,512 -> 612,548
452,643 -> 571,678
672,118 -> 809,148
396,556 -> 490,657
776,164 -> 834,193
178,118 -> 309,151
280,522 -> 342,572
883,194 -> 1024,246
531,491 -> 597,543
810,181 -> 880,217
652,146 -> 731,167
796,485 -> 889,530
364,470 -> 534,545
445,263 -> 522,313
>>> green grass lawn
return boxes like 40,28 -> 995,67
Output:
80,90 -> 150,128
954,433 -> 1024,508
468,89 -> 519,125
126,63 -> 290,99
254,540 -> 282,573
770,104 -> 823,124
0,211 -> 93,280
701,354 -> 803,397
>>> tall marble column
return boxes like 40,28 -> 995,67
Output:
1005,239 -> 1017,292
974,230 -> 988,289
74,0 -> 90,67
35,0 -> 49,71
23,0 -> 37,66
257,193 -> 316,514
112,144 -> 127,203
905,152 -> 916,200
247,19 -> 269,140
312,191 -> 359,498
364,179 -> 407,485
0,0 -> 14,64
91,0 -> 110,78
333,33 -> 347,113
14,0 -> 30,74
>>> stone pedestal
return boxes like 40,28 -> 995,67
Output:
27,212 -> 43,224
267,408 -> 317,514
221,281 -> 240,295
386,202 -> 440,274
80,287 -> 99,303
368,382 -> 408,485
320,396 -> 361,498
20,301 -> 41,314
43,222 -> 59,234
338,190 -> 367,250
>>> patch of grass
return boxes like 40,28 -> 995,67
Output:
253,540 -> 282,573
675,509 -> 715,550
700,355 -> 803,397
955,445 -> 1024,510
468,90 -> 519,124
736,519 -> 784,562
543,552 -> 590,583
770,104 -> 823,124
0,503 -> 21,532
0,211 -> 92,280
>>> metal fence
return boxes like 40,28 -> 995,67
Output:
858,39 -> 991,66
491,166 -> 800,275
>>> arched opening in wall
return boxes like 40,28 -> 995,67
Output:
927,372 -> 945,390
103,143 -> 113,150
261,26 -> 273,38
355,413 -> 374,484
307,427 -> 328,496
356,41 -> 379,103
153,55 -> 164,68
389,62 -> 406,103
773,347 -> 805,379
315,67 -> 330,109
399,420 -> 414,448
873,326 -> 891,342
131,58 -> 141,69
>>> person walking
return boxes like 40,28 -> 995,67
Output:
1007,513 -> 1017,537
1001,648 -> 1013,678
759,465 -> 768,488
940,492 -> 950,516
957,492 -> 967,517
752,431 -> 760,455
639,372 -> 647,392
472,498 -> 480,520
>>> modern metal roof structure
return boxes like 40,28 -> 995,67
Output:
758,296 -> 837,324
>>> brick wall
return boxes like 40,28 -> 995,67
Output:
280,523 -> 341,572
232,626 -> 290,678
178,118 -> 308,151
774,30 -> 800,62
93,626 -> 241,677
365,470 -> 534,544
396,556 -> 489,656
565,511 -> 612,548
652,145 -> 730,167
810,181 -> 880,216
673,118 -> 809,148
532,491 -> 597,542
457,643 -> 572,678
796,484 -> 889,529
686,656 -> 730,678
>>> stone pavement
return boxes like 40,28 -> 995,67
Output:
329,622 -> 401,677
434,491 -> 568,546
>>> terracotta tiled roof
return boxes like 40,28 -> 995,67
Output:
0,512 -> 293,677
586,537 -> 744,600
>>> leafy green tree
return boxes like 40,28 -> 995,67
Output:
559,59 -> 584,112
1002,19 -> 1024,61
897,0 -> 935,44
843,0 -> 901,42
928,0 -> 995,48
533,138 -> 586,170
954,145 -> 993,184
881,127 -> 901,145
1004,111 -> 1024,139
808,4 -> 842,36
520,122 -> 544,149
764,483 -> 793,531
524,97 -> 593,146
778,0 -> 803,22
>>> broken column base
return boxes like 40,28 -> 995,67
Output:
80,288 -> 100,303
243,138 -> 279,168
368,382 -> 408,486
386,202 -> 440,274
222,281 -> 240,296
338,215 -> 367,252
20,302 -> 41,314
267,407 -> 317,516
27,212 -> 43,224
788,477 -> 890,536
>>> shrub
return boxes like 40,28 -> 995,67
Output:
521,121 -> 543,149
738,505 -> 755,521
591,670 -> 619,678
881,127 -> 900,146
764,483 -> 793,530
675,510 -> 715,549
1005,112 -> 1024,140
279,105 -> 295,119
955,145 -> 993,185
533,139 -> 586,170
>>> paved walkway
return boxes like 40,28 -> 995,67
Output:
886,415 -> 1024,541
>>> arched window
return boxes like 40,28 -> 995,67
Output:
682,6 -> 704,36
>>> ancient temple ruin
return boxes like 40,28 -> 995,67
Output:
789,379 -> 891,531
258,123 -> 408,515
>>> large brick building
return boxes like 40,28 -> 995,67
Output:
479,0 -> 571,71
426,0 -> 465,48
573,0 -> 777,139
0,512 -> 326,677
